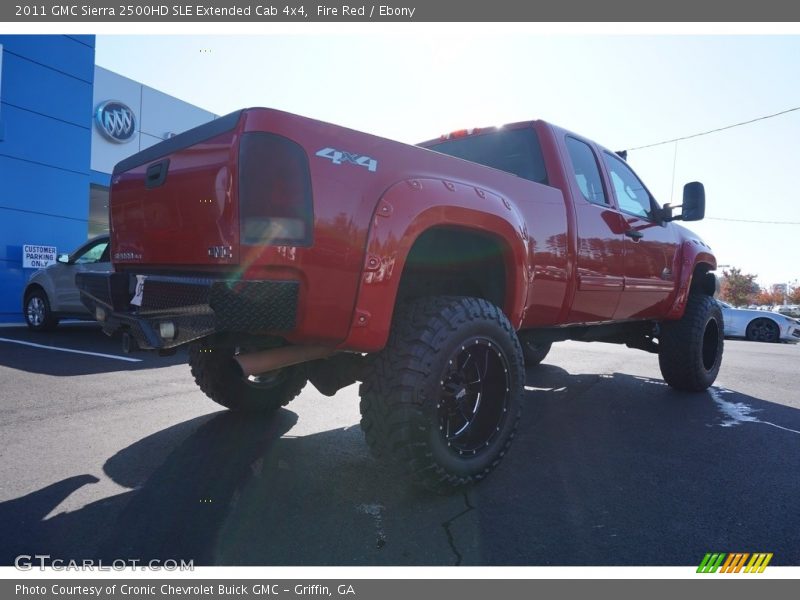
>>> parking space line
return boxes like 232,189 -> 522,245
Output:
0,337 -> 142,363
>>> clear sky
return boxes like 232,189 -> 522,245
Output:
96,34 -> 800,289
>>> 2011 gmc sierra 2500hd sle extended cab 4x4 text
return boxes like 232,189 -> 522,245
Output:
76,108 -> 722,490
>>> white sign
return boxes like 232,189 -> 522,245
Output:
23,244 -> 57,269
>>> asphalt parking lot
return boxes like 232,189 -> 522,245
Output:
0,323 -> 798,566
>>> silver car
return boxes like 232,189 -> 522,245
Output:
774,305 -> 800,319
717,299 -> 800,344
22,235 -> 111,331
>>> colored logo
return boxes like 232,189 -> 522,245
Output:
315,147 -> 378,172
697,552 -> 773,573
95,100 -> 136,143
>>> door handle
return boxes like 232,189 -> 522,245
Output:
624,229 -> 644,240
145,159 -> 170,189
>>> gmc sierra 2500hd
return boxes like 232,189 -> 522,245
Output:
77,108 -> 722,490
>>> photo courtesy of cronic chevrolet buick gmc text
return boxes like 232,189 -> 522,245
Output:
77,108 -> 721,490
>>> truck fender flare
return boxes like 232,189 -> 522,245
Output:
664,240 -> 717,320
339,178 -> 530,352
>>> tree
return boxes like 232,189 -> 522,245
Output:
755,288 -> 782,306
719,267 -> 759,307
789,286 -> 800,305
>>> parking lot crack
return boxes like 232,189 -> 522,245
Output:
356,503 -> 386,549
441,492 -> 475,566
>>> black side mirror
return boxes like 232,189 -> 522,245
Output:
681,182 -> 705,221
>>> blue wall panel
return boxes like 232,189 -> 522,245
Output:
1,208 -> 87,266
2,52 -> 93,127
0,104 -> 91,174
0,35 -> 94,323
0,262 -> 26,318
0,35 -> 95,83
65,35 -> 95,49
0,156 -> 91,220
90,169 -> 111,187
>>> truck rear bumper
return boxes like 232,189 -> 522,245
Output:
76,272 -> 299,350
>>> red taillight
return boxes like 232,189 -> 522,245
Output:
238,132 -> 313,246
440,128 -> 482,140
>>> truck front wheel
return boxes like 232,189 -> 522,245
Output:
359,296 -> 524,491
658,294 -> 724,392
189,342 -> 307,413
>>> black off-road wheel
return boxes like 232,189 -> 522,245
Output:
658,294 -> 724,392
24,288 -> 59,331
359,296 -> 525,491
519,335 -> 552,366
745,318 -> 780,343
189,342 -> 307,413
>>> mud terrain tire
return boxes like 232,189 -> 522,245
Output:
189,342 -> 307,413
359,296 -> 524,491
658,294 -> 724,392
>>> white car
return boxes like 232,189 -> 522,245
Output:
774,305 -> 800,319
716,299 -> 800,344
22,235 -> 111,331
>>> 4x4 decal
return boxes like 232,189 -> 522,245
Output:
315,147 -> 378,173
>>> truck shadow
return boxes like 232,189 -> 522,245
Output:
1,370 -> 798,566
477,364 -> 800,565
0,324 -> 187,375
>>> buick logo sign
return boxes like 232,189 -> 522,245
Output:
95,101 -> 136,143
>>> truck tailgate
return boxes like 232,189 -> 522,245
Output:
110,111 -> 243,267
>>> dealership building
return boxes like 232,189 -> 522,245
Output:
0,34 -> 216,323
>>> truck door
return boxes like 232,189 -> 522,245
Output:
601,151 -> 679,320
563,137 -> 626,322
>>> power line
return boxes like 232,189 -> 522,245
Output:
707,217 -> 800,225
627,105 -> 800,151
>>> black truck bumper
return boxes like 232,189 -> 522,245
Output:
76,272 -> 299,350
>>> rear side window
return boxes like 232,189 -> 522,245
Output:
565,137 -> 607,206
427,128 -> 548,184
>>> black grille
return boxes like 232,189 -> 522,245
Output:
77,272 -> 299,349
137,276 -> 213,313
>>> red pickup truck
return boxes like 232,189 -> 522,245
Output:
77,108 -> 722,490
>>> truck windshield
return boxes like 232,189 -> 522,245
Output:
426,128 -> 548,185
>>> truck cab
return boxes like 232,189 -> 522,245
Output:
422,121 -> 713,326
